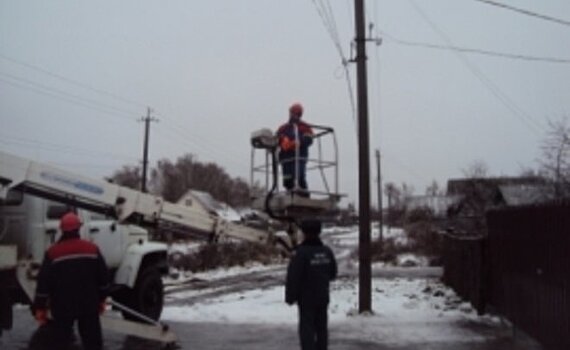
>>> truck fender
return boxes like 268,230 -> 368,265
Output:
114,242 -> 167,288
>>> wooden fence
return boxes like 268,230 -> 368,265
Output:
443,203 -> 570,349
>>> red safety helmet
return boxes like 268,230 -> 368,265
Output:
60,212 -> 82,233
289,103 -> 303,117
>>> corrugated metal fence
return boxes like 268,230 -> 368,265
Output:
443,203 -> 570,349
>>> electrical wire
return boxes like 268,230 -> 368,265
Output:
0,134 -> 139,162
311,0 -> 357,127
152,121 -> 250,175
370,0 -> 383,153
381,32 -> 570,64
0,76 -> 139,123
0,71 -> 140,120
0,52 -> 147,108
472,0 -> 570,27
408,0 -> 544,135
381,151 -> 431,185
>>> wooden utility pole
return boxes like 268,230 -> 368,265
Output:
354,0 -> 372,313
376,149 -> 383,244
140,107 -> 158,193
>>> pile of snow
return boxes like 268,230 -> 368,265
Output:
396,253 -> 430,267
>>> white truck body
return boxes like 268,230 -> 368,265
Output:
0,193 -> 165,288
0,150 -> 275,338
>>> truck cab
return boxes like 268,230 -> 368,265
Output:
0,191 -> 168,331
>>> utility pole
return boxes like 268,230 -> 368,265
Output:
376,149 -> 383,244
354,0 -> 372,314
140,107 -> 158,193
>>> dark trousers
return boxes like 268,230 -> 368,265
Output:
282,159 -> 307,191
51,313 -> 103,350
298,303 -> 328,350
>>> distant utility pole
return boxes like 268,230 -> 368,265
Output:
139,107 -> 158,193
376,149 -> 383,245
354,0 -> 372,314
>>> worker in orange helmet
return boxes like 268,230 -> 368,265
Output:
33,211 -> 109,350
276,102 -> 314,196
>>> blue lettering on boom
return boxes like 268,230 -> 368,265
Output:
40,172 -> 104,196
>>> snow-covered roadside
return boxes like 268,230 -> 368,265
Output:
159,224 -> 514,347
162,277 -> 502,344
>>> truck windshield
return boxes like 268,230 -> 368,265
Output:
0,189 -> 23,206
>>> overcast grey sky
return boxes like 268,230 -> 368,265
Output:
1,0 -> 569,205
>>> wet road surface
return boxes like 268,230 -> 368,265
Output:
1,307 -> 544,350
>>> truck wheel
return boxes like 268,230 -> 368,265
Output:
122,268 -> 163,322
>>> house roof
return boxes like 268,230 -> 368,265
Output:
498,184 -> 554,206
178,189 -> 242,221
447,176 -> 545,196
406,195 -> 461,216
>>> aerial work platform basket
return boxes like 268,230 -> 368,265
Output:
250,125 -> 342,222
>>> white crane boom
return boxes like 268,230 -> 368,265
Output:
0,150 -> 269,244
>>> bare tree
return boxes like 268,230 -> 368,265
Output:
149,154 -> 254,207
384,182 -> 400,211
110,165 -> 142,190
540,116 -> 570,198
111,154 -> 256,207
462,160 -> 489,178
425,180 -> 441,196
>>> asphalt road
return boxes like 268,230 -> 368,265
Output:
0,232 -> 544,350
1,303 -> 545,350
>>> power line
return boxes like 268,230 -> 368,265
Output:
311,0 -> 357,127
0,71 -> 140,118
381,151 -> 430,185
153,119 -> 250,174
472,0 -> 570,27
0,52 -> 147,108
0,135 -> 139,162
381,32 -> 570,64
0,74 -> 139,121
408,0 -> 544,135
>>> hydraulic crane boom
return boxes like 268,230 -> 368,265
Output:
0,150 -> 269,244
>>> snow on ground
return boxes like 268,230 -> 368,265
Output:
162,277 -> 501,345
326,225 -> 409,247
160,225 -> 507,346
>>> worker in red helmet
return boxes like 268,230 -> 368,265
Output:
33,211 -> 109,350
276,102 -> 314,196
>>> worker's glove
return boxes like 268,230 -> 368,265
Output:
34,309 -> 48,326
280,137 -> 298,151
99,300 -> 107,315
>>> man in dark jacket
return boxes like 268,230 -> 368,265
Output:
285,219 -> 337,350
276,102 -> 314,195
33,211 -> 109,350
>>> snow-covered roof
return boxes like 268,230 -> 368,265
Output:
178,189 -> 242,222
498,184 -> 553,206
406,195 -> 461,217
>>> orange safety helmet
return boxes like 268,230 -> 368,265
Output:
60,212 -> 82,233
289,103 -> 303,117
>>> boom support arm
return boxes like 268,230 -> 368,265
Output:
0,151 -> 268,244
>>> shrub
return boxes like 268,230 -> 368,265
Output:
354,237 -> 412,265
175,241 -> 282,272
405,207 -> 434,224
405,221 -> 443,263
